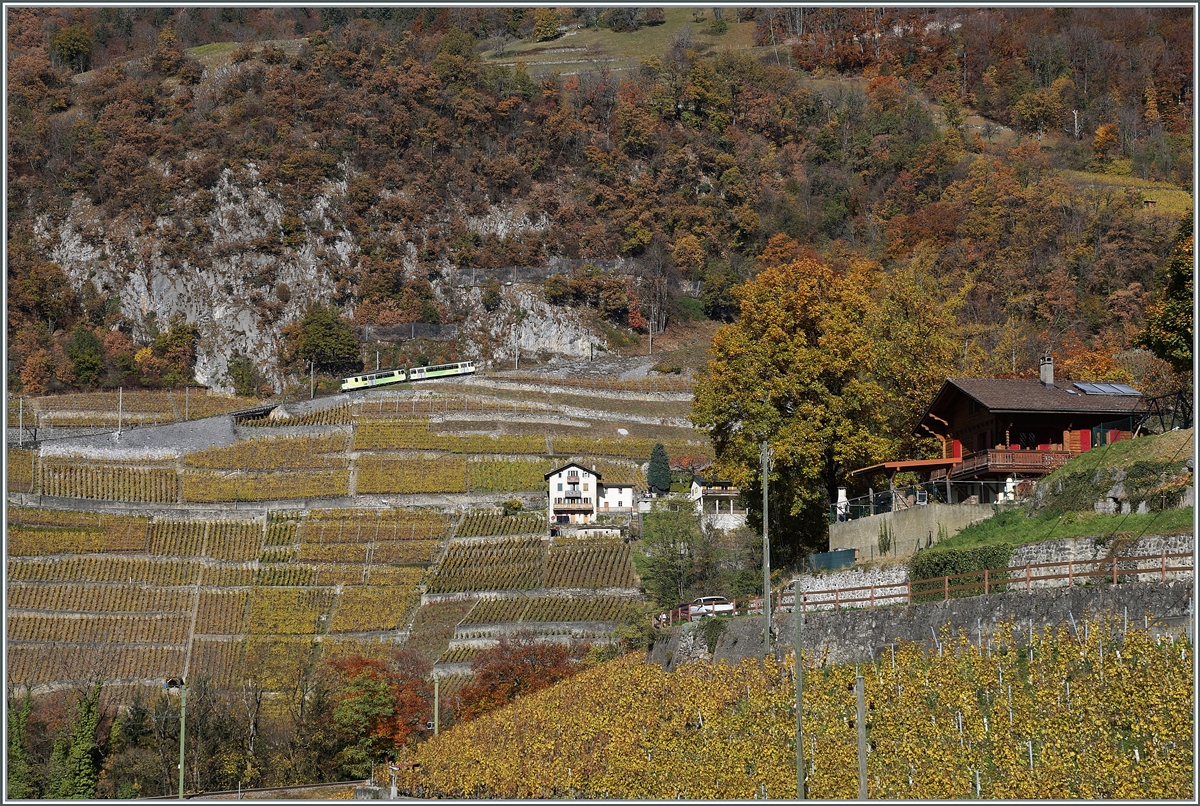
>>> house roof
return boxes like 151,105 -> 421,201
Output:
915,378 -> 1145,435
543,461 -> 602,481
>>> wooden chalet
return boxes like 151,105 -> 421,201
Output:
854,357 -> 1146,498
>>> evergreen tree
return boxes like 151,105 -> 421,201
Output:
647,442 -> 672,493
6,694 -> 38,799
48,682 -> 103,799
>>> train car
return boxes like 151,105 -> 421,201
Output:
340,368 -> 409,392
407,361 -> 476,381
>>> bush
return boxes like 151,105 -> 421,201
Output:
908,543 -> 1013,602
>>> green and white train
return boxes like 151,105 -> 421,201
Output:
339,361 -> 475,392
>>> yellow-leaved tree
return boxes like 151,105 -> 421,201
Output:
691,237 -> 964,559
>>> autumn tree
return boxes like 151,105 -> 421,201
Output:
281,304 -> 361,376
329,651 -> 433,778
456,633 -> 579,722
691,237 -> 896,559
1136,214 -> 1194,376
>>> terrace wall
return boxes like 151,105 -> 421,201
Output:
649,579 -> 1194,670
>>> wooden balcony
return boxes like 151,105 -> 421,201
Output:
552,498 -> 594,514
950,448 -> 1072,479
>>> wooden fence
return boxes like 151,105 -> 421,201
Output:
735,551 -> 1193,616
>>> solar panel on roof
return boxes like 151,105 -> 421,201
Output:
1073,381 -> 1140,396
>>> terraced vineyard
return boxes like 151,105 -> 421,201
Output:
328,581 -> 424,634
405,599 -> 479,665
459,594 -> 635,625
184,432 -> 350,469
8,509 -> 149,555
239,401 -> 352,427
426,536 -> 547,593
357,454 -> 468,494
467,458 -> 556,492
7,448 -> 36,493
181,469 -> 350,501
38,461 -> 179,502
545,538 -> 637,588
456,511 -> 546,538
21,389 -> 258,427
5,505 -> 449,691
354,395 -> 543,418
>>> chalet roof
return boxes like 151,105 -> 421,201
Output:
543,461 -> 601,481
692,473 -> 736,485
915,378 -> 1145,434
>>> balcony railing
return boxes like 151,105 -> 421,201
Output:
952,448 -> 1071,478
553,498 -> 593,513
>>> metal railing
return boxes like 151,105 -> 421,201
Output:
830,480 -> 1006,524
741,551 -> 1193,615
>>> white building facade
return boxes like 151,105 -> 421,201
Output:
545,462 -> 635,524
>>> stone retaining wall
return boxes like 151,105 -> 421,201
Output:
649,580 -> 1194,670
788,533 -> 1193,610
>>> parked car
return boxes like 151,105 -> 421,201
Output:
688,595 -> 736,619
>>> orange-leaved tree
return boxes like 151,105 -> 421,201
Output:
456,632 -> 581,722
329,650 -> 433,778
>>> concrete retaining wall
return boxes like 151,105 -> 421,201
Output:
648,579 -> 1194,670
828,503 -> 999,562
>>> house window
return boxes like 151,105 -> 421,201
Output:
557,483 -> 562,491
618,501 -> 623,508
583,483 -> 588,491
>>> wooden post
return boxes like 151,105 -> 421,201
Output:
1112,556 -> 1117,585
870,585 -> 875,609
944,575 -> 949,601
906,580 -> 911,606
1026,565 -> 1031,591
984,568 -> 989,595
1161,552 -> 1166,582
1068,560 -> 1073,587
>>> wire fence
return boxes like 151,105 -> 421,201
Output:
355,323 -> 460,343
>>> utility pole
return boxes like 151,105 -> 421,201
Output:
18,397 -> 23,448
761,441 -> 774,653
309,360 -> 314,400
434,676 -> 440,735
796,597 -> 805,799
179,681 -> 187,800
856,674 -> 867,800
184,386 -> 189,421
117,386 -> 123,436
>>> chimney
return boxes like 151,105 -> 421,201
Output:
1039,355 -> 1054,386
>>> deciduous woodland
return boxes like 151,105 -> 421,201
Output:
3,6 -> 1194,800
5,7 -> 1191,396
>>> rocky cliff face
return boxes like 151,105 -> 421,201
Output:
33,167 -> 600,393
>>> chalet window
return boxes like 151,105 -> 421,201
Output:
557,483 -> 562,491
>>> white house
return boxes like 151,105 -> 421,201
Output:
545,462 -> 635,524
690,472 -> 747,532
